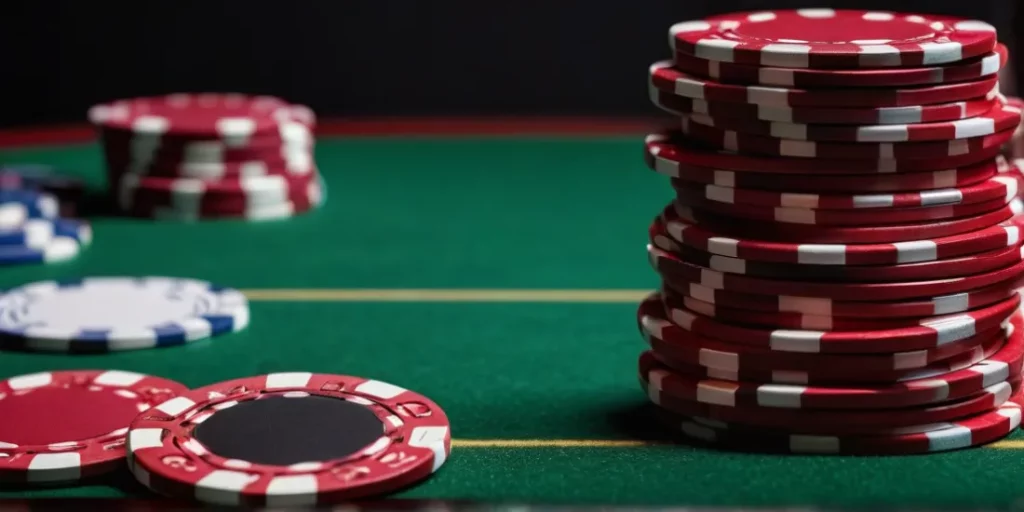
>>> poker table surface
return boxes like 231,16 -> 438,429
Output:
0,120 -> 1022,510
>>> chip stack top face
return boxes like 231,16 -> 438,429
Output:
670,9 -> 998,69
87,93 -> 294,141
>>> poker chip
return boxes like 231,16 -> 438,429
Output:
657,209 -> 1024,265
88,94 -> 294,140
0,277 -> 250,352
652,227 -> 1024,283
89,93 -> 324,221
670,166 -> 1021,209
650,61 -> 1000,108
658,396 -> 1022,455
646,296 -> 1000,372
637,346 -> 1020,411
0,189 -> 60,224
126,372 -> 451,507
0,370 -> 188,483
645,131 -> 1005,174
672,199 -> 1023,244
666,278 -> 1018,319
669,10 -> 998,69
685,103 -> 1022,143
680,117 -> 1016,160
648,309 -> 1024,396
670,292 -> 989,331
676,193 -> 1015,227
648,318 -> 1008,386
644,289 -> 1020,353
663,160 -> 1000,193
652,86 -> 1003,125
121,173 -> 325,222
672,44 -> 1008,88
641,367 -> 1016,435
652,241 -> 1024,302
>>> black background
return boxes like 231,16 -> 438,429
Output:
1,0 -> 1017,128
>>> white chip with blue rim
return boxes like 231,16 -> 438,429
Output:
0,277 -> 250,352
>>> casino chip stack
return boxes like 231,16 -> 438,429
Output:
88,93 -> 324,221
638,9 -> 1024,454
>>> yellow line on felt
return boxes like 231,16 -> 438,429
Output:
451,439 -> 1024,449
452,439 -> 659,448
241,289 -> 649,302
987,440 -> 1024,449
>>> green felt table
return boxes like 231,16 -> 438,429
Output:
0,121 -> 1022,509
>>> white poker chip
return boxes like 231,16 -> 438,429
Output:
0,277 -> 250,352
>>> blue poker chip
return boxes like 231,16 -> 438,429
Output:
0,277 -> 251,352
0,219 -> 55,248
0,235 -> 81,266
0,189 -> 59,230
0,219 -> 91,266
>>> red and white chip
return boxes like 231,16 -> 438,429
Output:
680,117 -> 1016,160
669,10 -> 998,69
651,86 -> 1003,126
672,44 -> 1008,88
684,102 -> 1022,143
650,61 -> 999,108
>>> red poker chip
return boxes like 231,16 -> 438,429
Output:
655,399 -> 1023,454
650,224 -> 1024,283
665,277 -> 1018,320
668,292 -> 987,331
0,370 -> 188,484
669,10 -> 997,69
651,86 -> 1002,126
658,290 -> 1021,354
642,308 -> 1024,399
119,172 -> 325,221
105,148 -> 316,182
126,372 -> 451,507
675,193 -> 1013,227
647,314 -> 1009,385
638,348 -> 1020,412
679,117 -> 1016,160
641,363 -> 1016,435
646,294 -> 998,372
669,166 -> 1021,209
644,376 -> 1016,436
684,102 -> 1022,143
670,200 -> 1022,244
100,123 -> 314,178
672,44 -> 1008,88
650,61 -> 999,108
88,94 -> 298,140
656,206 -> 1024,265
645,131 -> 1004,175
115,169 -> 318,204
660,159 -> 1000,193
650,242 -> 1024,303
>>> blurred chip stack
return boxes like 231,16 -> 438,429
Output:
88,93 -> 324,221
637,9 -> 1024,454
